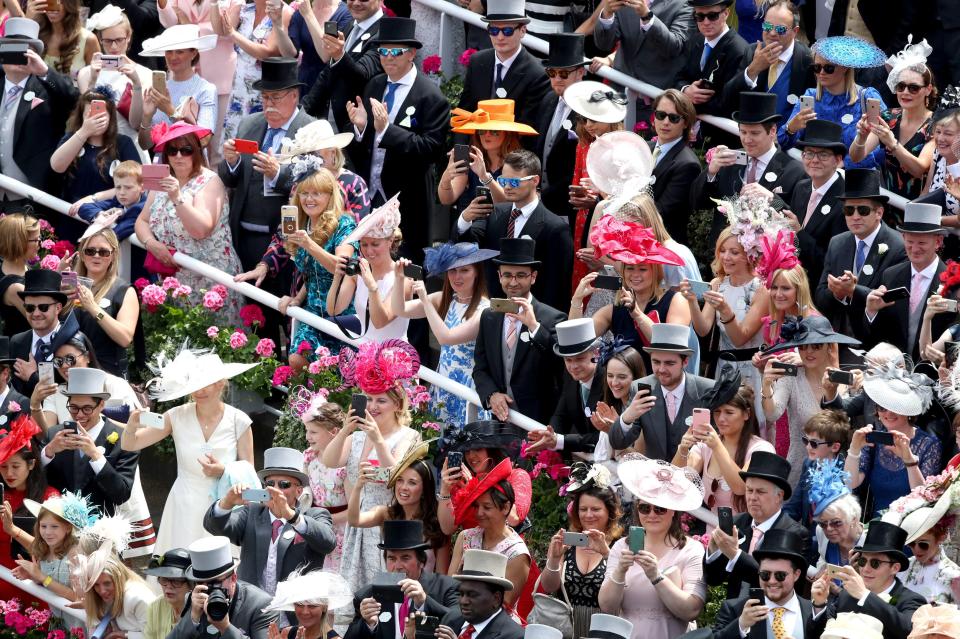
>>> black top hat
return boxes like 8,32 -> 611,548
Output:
854,520 -> 909,571
145,548 -> 192,579
252,57 -> 305,91
732,92 -> 782,124
542,33 -> 589,69
493,237 -> 540,267
837,168 -> 889,202
17,269 -> 66,304
795,120 -> 848,154
377,520 -> 430,551
739,451 -> 793,499
753,529 -> 809,571
0,337 -> 15,365
371,17 -> 422,48
698,364 -> 741,410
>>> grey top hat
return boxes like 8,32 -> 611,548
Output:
453,549 -> 514,590
257,447 -> 309,485
185,536 -> 238,582
527,625 -> 563,639
898,202 -> 947,234
61,368 -> 111,400
553,318 -> 599,357
481,0 -> 531,23
1,18 -> 44,54
642,323 -> 694,355
586,614 -> 634,639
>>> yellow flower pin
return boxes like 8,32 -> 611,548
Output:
106,432 -> 119,445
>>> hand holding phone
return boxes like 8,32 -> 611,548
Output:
717,507 -> 733,536
865,430 -> 894,446
350,394 -> 368,418
324,20 -> 339,36
562,531 -> 590,547
881,287 -> 910,303
827,368 -> 854,385
628,525 -> 645,553
242,488 -> 270,503
38,362 -> 55,386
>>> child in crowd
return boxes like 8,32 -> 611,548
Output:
782,410 -> 852,534
77,160 -> 147,241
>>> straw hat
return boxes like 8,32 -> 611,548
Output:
387,441 -> 431,488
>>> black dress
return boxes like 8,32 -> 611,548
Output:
76,279 -> 132,377
0,273 -> 28,336
562,547 -> 605,639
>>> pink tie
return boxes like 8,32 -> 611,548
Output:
398,597 -> 410,626
745,158 -> 758,184
748,525 -> 763,554
910,272 -> 926,314
803,190 -> 821,229
505,317 -> 518,349
666,392 -> 677,423
271,518 -> 283,543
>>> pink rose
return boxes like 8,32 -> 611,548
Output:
203,291 -> 225,311
704,146 -> 718,165
413,392 -> 430,405
229,330 -> 248,349
206,326 -> 219,338
255,338 -> 276,358
307,360 -> 322,374
39,255 -> 60,270
239,304 -> 266,328
40,239 -> 55,250
7,401 -> 19,413
161,276 -> 180,290
297,340 -> 313,355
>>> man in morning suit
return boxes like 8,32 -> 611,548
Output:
815,169 -> 907,343
865,202 -> 951,363
712,530 -> 813,639
0,337 -> 28,417
724,0 -> 815,122
472,238 -> 565,425
203,447 -> 336,596
344,17 -> 450,258
346,520 -> 459,639
40,368 -> 139,515
437,550 -> 524,639
691,92 -> 805,248
675,0 -> 749,119
457,0 -> 551,131
532,34 -> 588,227
807,522 -> 926,639
0,18 -> 78,212
300,0 -> 383,132
456,150 -> 573,311
705,452 -> 812,596
607,324 -> 714,462
650,90 -> 702,244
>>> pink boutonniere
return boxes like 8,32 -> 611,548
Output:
30,97 -> 44,110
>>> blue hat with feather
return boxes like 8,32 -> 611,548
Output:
423,242 -> 499,276
808,458 -> 850,517
811,36 -> 886,68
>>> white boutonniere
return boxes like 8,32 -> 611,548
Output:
821,205 -> 831,215
764,171 -> 777,182
878,243 -> 888,255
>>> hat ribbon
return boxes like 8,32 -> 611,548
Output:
451,108 -> 492,129
637,467 -> 686,497
778,317 -> 807,343
588,90 -> 627,106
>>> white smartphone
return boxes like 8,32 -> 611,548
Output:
139,411 -> 164,429
733,150 -> 749,166
866,97 -> 881,125
38,362 -> 55,385
800,95 -> 815,111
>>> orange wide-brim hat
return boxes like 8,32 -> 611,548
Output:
451,99 -> 538,136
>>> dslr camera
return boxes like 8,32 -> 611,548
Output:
344,257 -> 361,276
206,585 -> 231,621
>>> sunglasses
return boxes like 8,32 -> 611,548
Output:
802,435 -> 829,448
758,571 -> 789,582
654,110 -> 683,124
265,480 -> 295,489
487,25 -> 518,36
546,68 -> 577,79
907,540 -> 931,551
817,518 -> 845,529
854,557 -> 898,569
636,503 -> 668,515
83,247 -> 113,258
67,401 -> 101,415
895,82 -> 926,95
811,63 -> 838,74
377,47 -> 411,57
706,477 -> 721,509
843,204 -> 875,217
53,354 -> 81,367
694,10 -> 723,21
24,303 -> 56,313
166,145 -> 195,157
761,21 -> 789,35
497,175 -> 536,188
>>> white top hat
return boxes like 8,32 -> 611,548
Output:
553,318 -> 599,357
643,323 -> 694,355
586,613 -> 634,639
140,24 -> 218,56
822,612 -> 884,639
898,202 -> 946,234
257,447 -> 309,485
453,549 -> 514,590
62,367 -> 111,400
526,626 -> 563,639
185,536 -> 238,581
481,0 -> 531,23
2,17 -> 44,54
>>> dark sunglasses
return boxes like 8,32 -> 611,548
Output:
265,480 -> 294,489
694,10 -> 723,21
24,303 -> 56,313
801,435 -> 829,448
758,571 -> 789,582
546,68 -> 577,79
654,110 -> 683,124
760,21 -> 789,35
487,26 -> 518,36
843,204 -> 875,217
53,354 -> 81,367
636,503 -> 668,515
854,557 -> 898,569
811,64 -> 838,74
895,82 -> 926,95
166,145 -> 195,157
83,248 -> 113,257
817,519 -> 845,529
907,540 -> 931,551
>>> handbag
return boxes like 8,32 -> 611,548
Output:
527,563 -> 574,639
144,248 -> 179,276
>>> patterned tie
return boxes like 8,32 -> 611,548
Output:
505,317 -> 518,350
767,60 -> 781,88
910,271 -> 926,314
506,207 -> 523,238
771,606 -> 787,639
699,43 -> 714,72
262,127 -> 284,153
459,625 -> 476,639
271,518 -> 283,543
803,190 -> 821,229
35,338 -> 52,362
652,145 -> 662,164
855,239 -> 868,274
666,391 -> 677,423
3,85 -> 22,112
745,158 -> 758,184
383,82 -> 400,115
495,63 -> 504,90
748,525 -> 763,553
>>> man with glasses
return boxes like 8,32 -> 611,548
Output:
457,0 -> 550,130
815,169 -> 906,343
344,17 -> 449,258
712,530 -> 813,639
472,237 -> 565,424
724,0 -> 814,122
456,150 -> 572,311
675,0 -> 749,118
807,521 -> 925,639
40,368 -> 139,515
203,447 -> 336,596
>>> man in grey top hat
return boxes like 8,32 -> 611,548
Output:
203,447 -> 336,596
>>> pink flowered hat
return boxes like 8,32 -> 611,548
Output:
338,339 -> 420,395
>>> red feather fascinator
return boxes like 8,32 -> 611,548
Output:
588,216 -> 684,266
756,230 -> 800,288
451,459 -> 533,528
940,260 -> 960,296
0,414 -> 41,465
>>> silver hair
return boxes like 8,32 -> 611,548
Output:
821,493 -> 862,524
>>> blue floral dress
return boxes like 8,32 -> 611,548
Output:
858,427 -> 942,518
291,215 -> 357,351
222,4 -> 273,141
432,298 -> 491,425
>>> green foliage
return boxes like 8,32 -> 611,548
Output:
440,75 -> 464,108
273,409 -> 309,451
697,584 -> 727,629
525,471 -> 570,564
687,208 -> 717,275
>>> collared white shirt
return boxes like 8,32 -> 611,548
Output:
262,108 -> 301,194
339,10 -> 383,56
661,375 -> 686,411
704,25 -> 730,51
492,47 -> 523,89
749,145 -> 777,178
30,321 -> 61,361
802,171 -> 841,226
743,40 -> 796,87
0,387 -> 10,409
461,609 -> 502,637
1,77 -> 28,107
654,137 -> 683,166
741,592 -> 803,638
836,222 -> 882,304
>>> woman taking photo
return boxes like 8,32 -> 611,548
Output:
390,242 -> 496,425
26,0 -> 98,78
599,457 -> 706,639
0,212 -> 41,337
921,103 -> 960,225
541,463 -> 622,638
144,548 -> 193,639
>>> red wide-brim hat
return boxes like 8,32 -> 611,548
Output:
452,459 -> 533,528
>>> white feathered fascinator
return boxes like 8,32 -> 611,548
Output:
886,35 -> 933,93
263,569 -> 354,612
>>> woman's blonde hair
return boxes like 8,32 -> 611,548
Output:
30,510 -> 77,562
815,65 -> 858,106
76,229 -> 120,304
711,227 -> 757,278
575,119 -> 625,145
384,386 -> 412,427
84,556 -> 145,625
0,213 -> 39,262
288,170 -> 346,254
766,264 -> 816,319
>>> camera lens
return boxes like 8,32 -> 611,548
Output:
206,586 -> 230,621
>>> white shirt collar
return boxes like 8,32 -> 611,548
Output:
812,171 -> 841,196
912,258 -> 940,281
705,25 -> 730,49
778,41 -> 795,64
754,509 -> 782,532
661,374 -> 686,401
0,387 -> 10,408
515,197 -> 539,218
765,591 -> 801,615
495,46 -> 523,70
752,145 -> 778,168
30,321 -> 61,355
355,10 -> 383,32
3,77 -> 28,94
857,221 -> 883,247
388,65 -> 418,88
462,610 -> 502,637
84,419 -> 105,444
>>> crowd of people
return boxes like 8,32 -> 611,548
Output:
6,0 -> 960,638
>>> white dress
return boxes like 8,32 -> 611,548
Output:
153,403 -> 252,554
354,270 -> 409,342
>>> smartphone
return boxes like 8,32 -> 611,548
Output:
594,273 -> 622,291
280,205 -> 298,236
827,369 -> 854,385
45,0 -> 61,11
866,430 -> 895,446
947,341 -> 960,368
881,286 -> 910,302
866,97 -> 881,125
628,526 -> 645,553
100,54 -> 121,69
771,361 -> 798,376
0,42 -> 28,65
632,380 -> 652,396
563,531 -> 589,547
142,164 -> 170,191
699,78 -> 715,91
824,563 -> 845,578
372,465 -> 392,483
241,488 -> 270,503
454,144 -> 471,165
414,616 -> 441,639
945,299 -> 960,313
749,587 -> 765,603
372,572 -> 406,604
234,139 -> 259,154
60,270 -> 78,294
717,506 -> 734,536
733,150 -> 749,166
403,263 -> 424,280
475,186 -> 491,204
692,407 -> 711,431
446,450 -> 463,469
38,362 -> 55,385
62,420 -> 78,434
687,280 -> 711,300
490,298 -> 520,314
800,95 -> 815,111
152,70 -> 167,95
324,20 -> 338,36
140,411 -> 165,429
350,394 -> 368,417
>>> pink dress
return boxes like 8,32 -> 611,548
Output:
693,436 -> 775,531
303,447 -> 347,571
158,0 -> 238,96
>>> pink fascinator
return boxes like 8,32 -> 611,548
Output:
756,230 -> 800,288
338,339 -> 420,395
289,385 -> 330,421
344,193 -> 402,244
617,454 -> 705,512
588,215 -> 684,266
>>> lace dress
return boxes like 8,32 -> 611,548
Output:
304,447 -> 348,572
765,371 -> 823,488
562,547 -> 604,639
222,4 -> 273,140
717,276 -> 765,425
431,298 -> 490,425
147,168 -> 243,322
858,427 -> 942,518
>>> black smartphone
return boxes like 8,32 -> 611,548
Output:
454,144 -> 471,165
350,394 -> 368,417
633,381 -> 652,396
717,506 -> 733,536
372,571 -> 406,604
0,42 -> 28,65
403,264 -> 424,280
446,450 -> 463,469
324,20 -> 338,36
947,341 -> 960,368
866,430 -> 894,446
828,369 -> 854,385
771,361 -> 798,376
594,274 -> 623,291
62,420 -> 79,434
475,186 -> 491,204
414,615 -> 441,639
881,287 -> 910,302
699,78 -> 715,91
749,587 -> 765,602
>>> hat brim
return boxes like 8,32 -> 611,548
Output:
388,441 -> 431,488
480,15 -> 531,23
862,379 -> 924,416
731,111 -> 782,124
444,249 -> 501,272
184,560 -> 238,582
737,471 -> 792,499
752,548 -> 808,571
140,33 -> 218,55
257,467 -> 310,485
794,138 -> 848,154
251,79 -> 308,91
837,193 -> 889,203
60,389 -> 112,400
763,333 -> 862,355
144,565 -> 189,579
553,337 -> 599,357
452,571 -> 515,590
453,120 -> 539,136
152,362 -> 259,403
369,38 -> 423,48
541,58 -> 590,68
642,342 -> 694,355
492,257 -> 541,267
897,223 -> 947,234
617,458 -> 705,512
0,35 -> 44,55
279,133 -> 355,161
17,289 -> 68,304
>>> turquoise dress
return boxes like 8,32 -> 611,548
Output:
292,215 -> 357,351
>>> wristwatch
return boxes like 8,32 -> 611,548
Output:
641,10 -> 653,21
96,311 -> 105,322
286,506 -> 301,525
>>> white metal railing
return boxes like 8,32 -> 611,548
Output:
0,174 -> 546,432
421,0 -> 909,211
0,566 -> 87,622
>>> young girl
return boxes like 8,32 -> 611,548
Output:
17,494 -> 90,603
